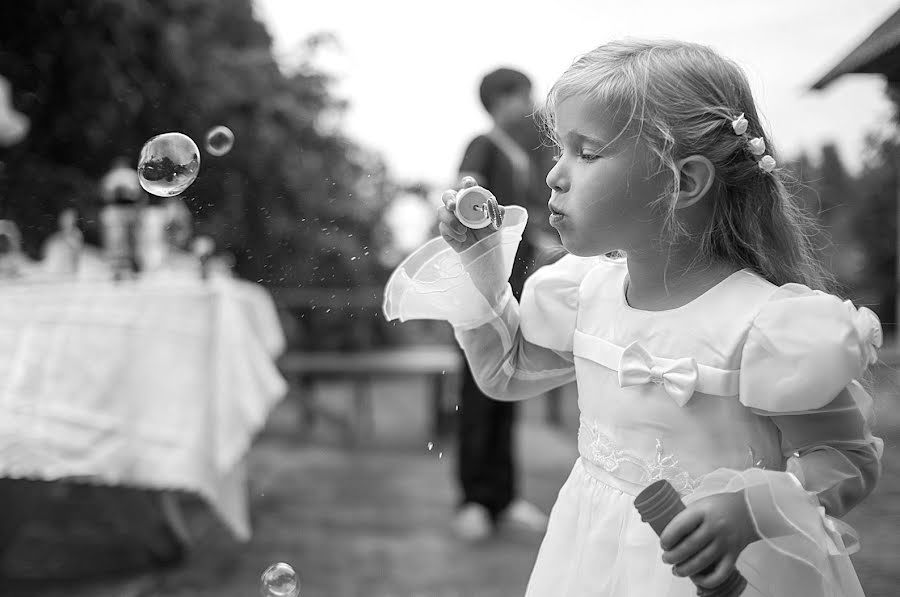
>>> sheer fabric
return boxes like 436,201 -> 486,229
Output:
383,222 -> 882,597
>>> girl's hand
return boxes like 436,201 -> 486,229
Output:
659,491 -> 760,589
438,176 -> 505,253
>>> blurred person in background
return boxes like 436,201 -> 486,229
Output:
41,208 -> 84,275
0,220 -> 34,278
99,157 -> 143,278
0,74 -> 29,146
452,67 -> 562,541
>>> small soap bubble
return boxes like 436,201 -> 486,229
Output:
205,125 -> 235,157
427,442 -> 434,451
260,562 -> 300,597
137,132 -> 200,197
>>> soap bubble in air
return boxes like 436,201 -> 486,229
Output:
260,562 -> 300,597
204,125 -> 234,157
137,132 -> 200,197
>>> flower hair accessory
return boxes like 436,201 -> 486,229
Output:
729,114 -> 776,174
748,137 -> 766,155
758,155 -> 776,173
731,113 -> 749,135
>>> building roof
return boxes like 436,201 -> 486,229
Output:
812,6 -> 900,89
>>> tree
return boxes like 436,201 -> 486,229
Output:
817,143 -> 854,223
0,0 -> 394,293
848,134 -> 899,322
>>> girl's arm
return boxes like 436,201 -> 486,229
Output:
765,381 -> 882,518
736,283 -> 885,518
453,285 -> 576,401
384,199 -> 587,401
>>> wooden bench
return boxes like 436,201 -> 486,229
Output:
278,345 -> 463,443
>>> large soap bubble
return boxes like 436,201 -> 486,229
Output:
260,562 -> 300,597
204,125 -> 234,157
137,132 -> 200,197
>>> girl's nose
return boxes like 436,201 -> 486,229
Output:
546,160 -> 568,193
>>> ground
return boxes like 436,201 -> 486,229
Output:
2,365 -> 899,597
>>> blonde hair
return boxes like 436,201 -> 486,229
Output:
539,38 -> 837,293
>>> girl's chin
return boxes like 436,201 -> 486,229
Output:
559,237 -> 609,258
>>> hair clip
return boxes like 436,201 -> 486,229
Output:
758,155 -> 776,173
748,137 -> 766,156
728,114 -> 775,173
731,113 -> 749,135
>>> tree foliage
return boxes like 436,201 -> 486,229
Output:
784,88 -> 899,327
0,0 -> 393,290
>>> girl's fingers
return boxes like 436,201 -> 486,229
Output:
660,508 -> 704,552
439,221 -> 466,244
460,176 -> 478,189
691,553 -> 736,589
662,523 -> 711,566
441,189 -> 457,208
672,538 -> 720,578
436,204 -> 466,233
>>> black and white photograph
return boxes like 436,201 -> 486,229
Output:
1,1 -> 899,596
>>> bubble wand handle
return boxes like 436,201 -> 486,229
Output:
633,480 -> 747,597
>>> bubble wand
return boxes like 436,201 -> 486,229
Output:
453,185 -> 504,231
634,480 -> 747,597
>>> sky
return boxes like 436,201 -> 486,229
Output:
254,0 -> 898,192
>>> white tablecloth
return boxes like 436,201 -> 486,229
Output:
0,276 -> 287,540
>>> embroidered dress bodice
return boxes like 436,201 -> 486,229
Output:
569,260 -> 783,494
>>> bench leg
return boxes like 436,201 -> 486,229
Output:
431,372 -> 456,438
297,374 -> 318,434
545,386 -> 564,427
350,378 -> 375,445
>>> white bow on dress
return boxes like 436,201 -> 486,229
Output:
617,341 -> 699,406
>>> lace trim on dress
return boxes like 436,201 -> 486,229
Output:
578,416 -> 705,495
578,416 -> 773,496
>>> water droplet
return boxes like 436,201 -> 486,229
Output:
137,132 -> 200,197
427,442 -> 433,451
205,125 -> 235,156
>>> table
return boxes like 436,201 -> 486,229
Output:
0,275 -> 287,541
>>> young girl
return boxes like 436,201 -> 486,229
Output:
383,39 -> 883,597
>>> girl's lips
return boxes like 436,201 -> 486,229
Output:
548,202 -> 565,226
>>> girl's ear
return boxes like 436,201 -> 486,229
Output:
674,155 -> 715,209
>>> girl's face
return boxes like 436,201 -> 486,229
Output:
546,95 -> 667,257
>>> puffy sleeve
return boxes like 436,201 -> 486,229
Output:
518,251 -> 599,352
738,283 -> 880,413
383,206 -> 600,400
686,284 -> 884,596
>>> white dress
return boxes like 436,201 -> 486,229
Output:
383,207 -> 884,597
